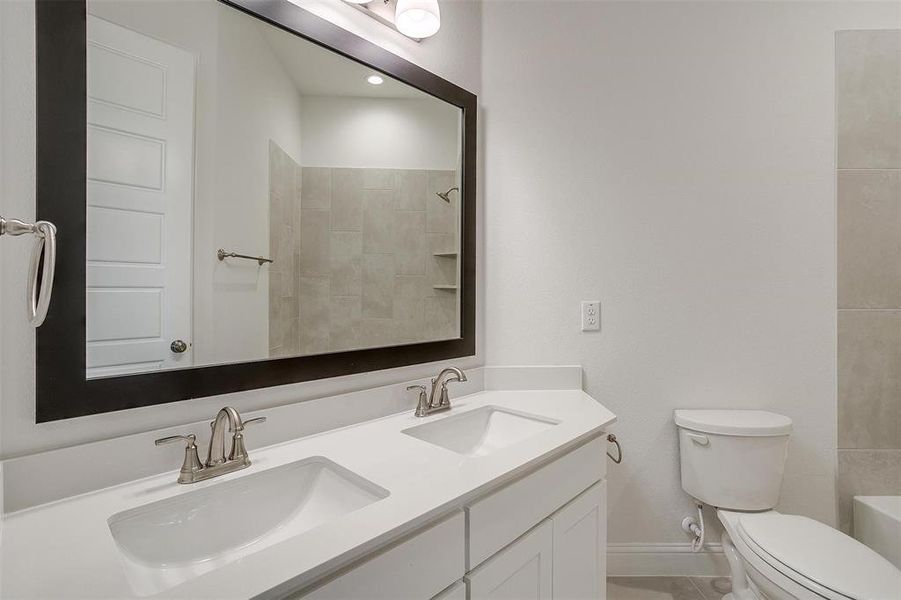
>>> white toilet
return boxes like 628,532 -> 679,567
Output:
675,409 -> 901,600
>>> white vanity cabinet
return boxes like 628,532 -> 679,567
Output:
466,481 -> 606,600
295,437 -> 608,600
467,519 -> 554,599
552,481 -> 607,600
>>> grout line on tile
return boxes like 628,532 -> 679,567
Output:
836,168 -> 901,171
689,577 -> 715,600
837,308 -> 901,312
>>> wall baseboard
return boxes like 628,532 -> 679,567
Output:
607,543 -> 729,577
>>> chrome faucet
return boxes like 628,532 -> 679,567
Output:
409,367 -> 468,417
155,406 -> 266,484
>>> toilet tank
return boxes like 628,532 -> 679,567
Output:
675,410 -> 792,511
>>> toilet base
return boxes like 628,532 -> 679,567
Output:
721,530 -> 761,600
717,509 -> 833,600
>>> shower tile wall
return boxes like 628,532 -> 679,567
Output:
835,30 -> 901,534
268,141 -> 302,358
269,148 -> 459,358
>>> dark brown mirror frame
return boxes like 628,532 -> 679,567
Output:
35,0 -> 476,422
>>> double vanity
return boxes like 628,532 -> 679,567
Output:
0,384 -> 615,599
10,1 -> 617,598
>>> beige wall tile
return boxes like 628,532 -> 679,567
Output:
427,171 -> 459,234
837,30 -> 901,168
287,166 -> 462,353
299,209 -> 330,275
268,140 -> 290,201
395,170 -> 428,211
299,276 -> 330,355
362,254 -> 395,319
395,211 -> 427,275
363,169 -> 396,190
425,294 -> 459,340
362,190 -> 396,254
276,229 -> 295,297
269,142 -> 302,358
395,275 -> 429,342
361,318 -> 397,348
329,296 -> 362,352
838,310 -> 901,449
331,168 -> 363,231
301,167 -> 331,210
329,231 -> 362,297
837,449 -> 901,533
838,170 -> 901,308
428,232 -> 457,255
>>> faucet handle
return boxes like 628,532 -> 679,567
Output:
228,416 -> 266,463
408,385 -> 431,417
155,433 -> 196,446
155,434 -> 203,484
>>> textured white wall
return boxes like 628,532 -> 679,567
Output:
0,0 -> 481,458
482,0 -> 899,546
300,96 -> 459,170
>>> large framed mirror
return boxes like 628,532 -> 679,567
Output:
35,0 -> 476,421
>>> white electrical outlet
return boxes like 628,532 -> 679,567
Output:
581,300 -> 600,331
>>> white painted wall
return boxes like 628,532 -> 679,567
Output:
300,96 -> 459,170
203,5 -> 303,365
0,0 -> 481,459
482,0 -> 900,554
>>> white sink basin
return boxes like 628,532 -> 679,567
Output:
402,406 -> 559,457
108,457 -> 388,596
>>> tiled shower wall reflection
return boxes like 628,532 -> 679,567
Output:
268,142 -> 302,357
268,142 -> 460,357
835,30 -> 901,534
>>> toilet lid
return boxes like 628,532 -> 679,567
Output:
737,513 -> 901,600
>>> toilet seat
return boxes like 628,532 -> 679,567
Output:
736,512 -> 901,600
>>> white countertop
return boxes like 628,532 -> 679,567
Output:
0,390 -> 615,599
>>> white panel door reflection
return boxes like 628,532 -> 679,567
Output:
86,16 -> 195,377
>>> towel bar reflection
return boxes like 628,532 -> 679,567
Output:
217,249 -> 273,266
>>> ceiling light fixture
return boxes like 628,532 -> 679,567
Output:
366,74 -> 384,85
342,0 -> 440,42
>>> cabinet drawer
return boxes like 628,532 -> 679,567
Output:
466,436 -> 605,569
300,511 -> 465,599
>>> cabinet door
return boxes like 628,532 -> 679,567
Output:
467,520 -> 552,600
552,481 -> 607,600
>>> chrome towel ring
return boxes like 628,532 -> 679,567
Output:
606,433 -> 623,464
1,216 -> 58,327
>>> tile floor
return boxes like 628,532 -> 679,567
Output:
607,577 -> 732,600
